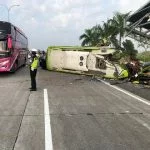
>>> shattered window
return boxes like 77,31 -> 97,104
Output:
96,57 -> 106,69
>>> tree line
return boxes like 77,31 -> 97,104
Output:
79,12 -> 138,59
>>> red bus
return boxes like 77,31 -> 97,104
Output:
0,21 -> 28,72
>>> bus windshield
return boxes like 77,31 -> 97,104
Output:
0,22 -> 11,41
0,22 -> 11,35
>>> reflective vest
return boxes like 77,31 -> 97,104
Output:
31,57 -> 39,69
119,69 -> 128,78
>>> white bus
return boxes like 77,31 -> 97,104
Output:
46,46 -> 128,79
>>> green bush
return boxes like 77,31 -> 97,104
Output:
137,51 -> 150,62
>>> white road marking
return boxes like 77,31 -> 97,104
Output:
143,123 -> 150,130
44,89 -> 53,150
131,115 -> 150,131
98,79 -> 150,106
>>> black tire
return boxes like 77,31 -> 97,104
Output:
11,61 -> 18,72
23,58 -> 26,67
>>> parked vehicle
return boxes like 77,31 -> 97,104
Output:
0,21 -> 28,72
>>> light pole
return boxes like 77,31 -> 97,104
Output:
8,5 -> 20,22
0,4 -> 20,22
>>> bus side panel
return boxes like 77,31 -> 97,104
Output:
10,26 -> 28,71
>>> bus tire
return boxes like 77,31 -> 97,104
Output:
11,61 -> 18,72
23,58 -> 26,67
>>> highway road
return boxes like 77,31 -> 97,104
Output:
0,67 -> 150,150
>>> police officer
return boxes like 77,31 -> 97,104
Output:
29,51 -> 39,91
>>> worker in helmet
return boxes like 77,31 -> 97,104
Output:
29,51 -> 39,91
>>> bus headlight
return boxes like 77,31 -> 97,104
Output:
0,60 -> 9,68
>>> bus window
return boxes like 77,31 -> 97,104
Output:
0,41 -> 6,51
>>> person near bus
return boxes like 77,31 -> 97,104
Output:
29,51 -> 39,91
39,51 -> 46,69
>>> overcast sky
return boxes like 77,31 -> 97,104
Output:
0,0 -> 149,50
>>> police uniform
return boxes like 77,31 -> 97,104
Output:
30,52 -> 39,91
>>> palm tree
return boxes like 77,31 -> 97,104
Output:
92,21 -> 115,46
91,25 -> 104,46
122,39 -> 138,59
79,12 -> 129,48
79,28 -> 99,46
110,12 -> 130,47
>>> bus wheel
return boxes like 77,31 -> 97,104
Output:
23,58 -> 26,66
11,62 -> 18,72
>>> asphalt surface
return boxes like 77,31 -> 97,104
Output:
0,66 -> 150,150
112,81 -> 150,101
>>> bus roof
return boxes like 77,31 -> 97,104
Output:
48,46 -> 101,51
47,46 -> 116,55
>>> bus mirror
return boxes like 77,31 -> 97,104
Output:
7,35 -> 12,49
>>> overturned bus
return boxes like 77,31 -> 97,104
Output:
46,46 -> 128,79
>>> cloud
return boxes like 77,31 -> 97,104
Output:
118,0 -> 149,13
0,0 -> 149,49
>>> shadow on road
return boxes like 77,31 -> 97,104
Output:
0,66 -> 28,78
0,72 -> 14,77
